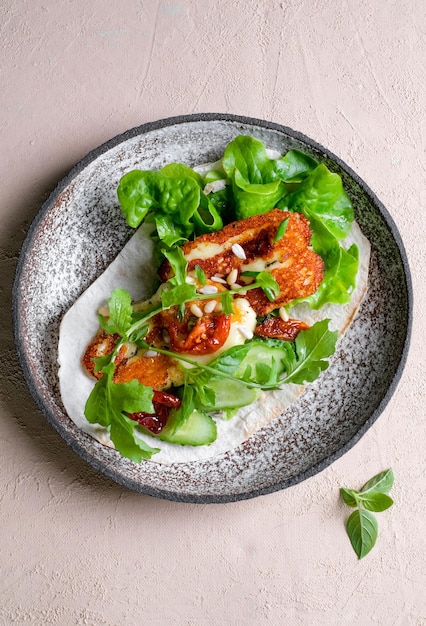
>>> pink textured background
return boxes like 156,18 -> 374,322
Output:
1,1 -> 425,624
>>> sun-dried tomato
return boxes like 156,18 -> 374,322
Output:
128,390 -> 182,434
254,317 -> 310,341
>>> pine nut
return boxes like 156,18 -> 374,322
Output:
231,243 -> 246,260
211,275 -> 227,284
204,300 -> 217,313
190,303 -> 203,318
145,350 -> 158,357
199,285 -> 218,294
279,306 -> 289,322
227,268 -> 238,285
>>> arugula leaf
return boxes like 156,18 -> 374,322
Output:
85,370 -> 111,427
220,290 -> 235,315
98,288 -> 133,336
84,339 -> 158,462
281,319 -> 338,384
254,271 -> 280,302
110,413 -> 160,463
168,380 -> 196,434
162,246 -> 188,286
161,283 -> 196,309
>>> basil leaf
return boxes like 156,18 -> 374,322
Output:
359,468 -> 394,495
340,487 -> 359,508
346,509 -> 378,559
360,493 -> 394,513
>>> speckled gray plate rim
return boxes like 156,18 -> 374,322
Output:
13,113 -> 413,503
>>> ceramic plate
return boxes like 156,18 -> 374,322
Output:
13,114 -> 412,503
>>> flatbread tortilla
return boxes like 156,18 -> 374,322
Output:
58,219 -> 370,465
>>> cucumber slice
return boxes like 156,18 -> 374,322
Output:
195,377 -> 260,411
155,409 -> 217,446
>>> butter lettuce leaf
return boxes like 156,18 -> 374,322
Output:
284,163 -> 354,240
292,209 -> 359,310
221,135 -> 318,219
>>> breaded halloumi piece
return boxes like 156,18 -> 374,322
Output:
159,209 -> 324,315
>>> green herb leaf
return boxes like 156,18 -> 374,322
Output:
110,413 -> 160,462
129,324 -> 150,345
286,163 -> 354,240
110,379 -> 154,415
359,468 -> 394,495
340,487 -> 359,508
340,469 -> 394,559
100,288 -> 134,337
154,214 -> 188,248
161,283 -> 197,309
360,493 -> 394,513
220,290 -> 235,315
84,373 -> 111,427
162,246 -> 189,287
255,271 -> 280,302
195,265 -> 207,285
274,217 -> 289,242
84,357 -> 158,461
92,353 -> 114,374
346,509 -> 378,559
282,319 -> 338,384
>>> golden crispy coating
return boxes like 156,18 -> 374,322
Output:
82,327 -> 185,390
159,209 -> 323,315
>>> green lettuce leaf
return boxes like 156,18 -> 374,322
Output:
284,163 -> 354,240
292,209 -> 359,310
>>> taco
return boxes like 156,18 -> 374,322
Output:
58,136 -> 370,464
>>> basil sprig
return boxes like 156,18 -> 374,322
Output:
340,469 -> 394,559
